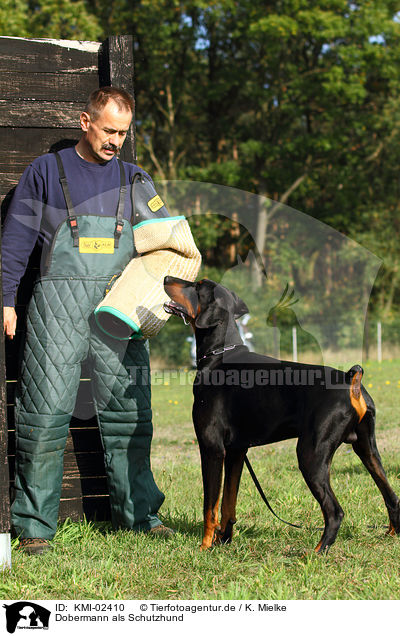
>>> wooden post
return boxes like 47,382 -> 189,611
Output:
292,326 -> 298,362
363,313 -> 369,362
0,36 -> 137,525
0,222 -> 11,570
99,35 -> 136,162
273,313 -> 279,359
377,321 -> 382,363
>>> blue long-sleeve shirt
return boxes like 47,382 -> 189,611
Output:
2,146 -> 147,307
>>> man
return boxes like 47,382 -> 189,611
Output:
2,87 -> 172,554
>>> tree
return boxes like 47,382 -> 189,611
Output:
89,0 -> 205,179
0,0 -> 30,36
0,0 -> 102,40
3,0 -> 400,315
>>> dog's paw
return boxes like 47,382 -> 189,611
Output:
215,530 -> 232,545
216,519 -> 235,544
200,542 -> 213,551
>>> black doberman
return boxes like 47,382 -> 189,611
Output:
163,276 -> 400,552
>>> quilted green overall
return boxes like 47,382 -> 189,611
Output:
11,154 -> 164,539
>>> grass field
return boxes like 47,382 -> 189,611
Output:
1,359 -> 400,600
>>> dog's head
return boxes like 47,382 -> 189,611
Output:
163,276 -> 248,330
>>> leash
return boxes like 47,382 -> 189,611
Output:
196,343 -> 302,529
244,456 -> 302,529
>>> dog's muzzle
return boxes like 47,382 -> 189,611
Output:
163,301 -> 191,325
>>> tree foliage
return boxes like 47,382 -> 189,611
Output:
0,0 -> 101,40
1,0 -> 400,319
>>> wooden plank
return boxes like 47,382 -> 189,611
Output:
9,476 -> 108,498
9,451 -> 106,479
7,425 -> 104,455
0,127 -> 81,153
0,222 -> 10,533
0,129 -> 81,174
99,35 -> 136,161
59,496 -> 110,522
1,35 -> 140,525
0,101 -> 84,128
6,380 -> 16,408
0,137 -> 81,201
59,498 -> 84,521
5,357 -> 20,381
68,426 -> 103,453
61,476 -> 108,497
0,37 -> 99,74
5,373 -> 95,405
65,451 -> 107,477
0,173 -> 24,194
0,72 -> 98,101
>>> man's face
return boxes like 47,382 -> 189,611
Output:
79,100 -> 132,163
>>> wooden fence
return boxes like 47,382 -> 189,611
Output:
0,35 -> 136,528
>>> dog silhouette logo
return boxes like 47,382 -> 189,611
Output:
266,283 -> 324,364
3,602 -> 50,633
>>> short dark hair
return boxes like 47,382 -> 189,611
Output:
84,87 -> 135,121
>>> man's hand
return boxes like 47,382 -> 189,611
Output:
3,307 -> 17,339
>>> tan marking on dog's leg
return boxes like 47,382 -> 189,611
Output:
201,499 -> 220,550
387,521 -> 396,536
219,451 -> 246,542
314,539 -> 323,553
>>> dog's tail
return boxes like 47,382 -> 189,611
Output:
347,365 -> 367,423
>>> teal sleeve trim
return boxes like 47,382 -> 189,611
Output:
133,215 -> 186,231
94,305 -> 144,341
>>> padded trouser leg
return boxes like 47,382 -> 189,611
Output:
89,326 -> 164,531
12,414 -> 74,539
11,279 -> 91,539
12,363 -> 82,540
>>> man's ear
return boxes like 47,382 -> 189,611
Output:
80,111 -> 90,132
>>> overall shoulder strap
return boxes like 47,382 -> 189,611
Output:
114,159 -> 127,248
55,151 -> 79,247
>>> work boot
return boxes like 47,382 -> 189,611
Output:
147,524 -> 175,538
18,538 -> 53,555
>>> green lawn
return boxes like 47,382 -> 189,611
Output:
1,359 -> 400,600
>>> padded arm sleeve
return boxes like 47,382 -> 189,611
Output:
131,172 -> 170,225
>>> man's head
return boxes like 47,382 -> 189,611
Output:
76,87 -> 135,163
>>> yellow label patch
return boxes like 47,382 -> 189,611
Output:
147,195 -> 164,213
79,237 -> 115,254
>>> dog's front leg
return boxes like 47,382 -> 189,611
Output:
199,445 -> 224,550
218,448 -> 247,544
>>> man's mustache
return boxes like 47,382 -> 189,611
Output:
102,144 -> 120,153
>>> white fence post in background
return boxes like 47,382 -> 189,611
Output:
292,327 -> 298,362
377,321 -> 382,363
0,533 -> 11,570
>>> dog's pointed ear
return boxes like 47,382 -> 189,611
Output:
195,282 -> 227,329
232,292 -> 249,319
